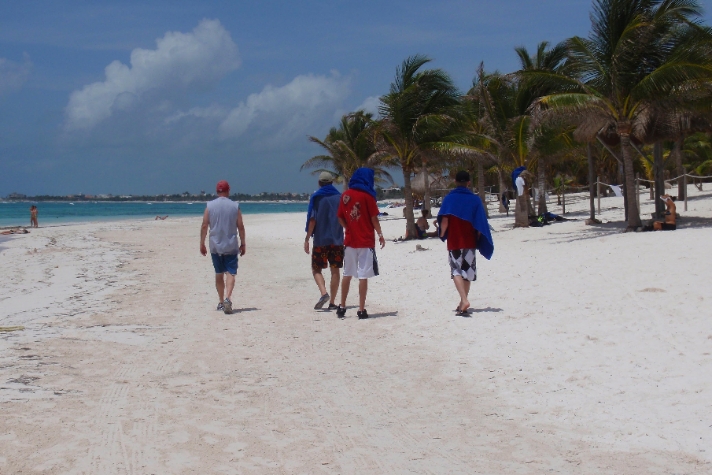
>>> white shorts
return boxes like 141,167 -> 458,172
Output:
343,247 -> 379,279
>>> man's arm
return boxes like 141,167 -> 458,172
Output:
237,208 -> 246,256
370,215 -> 386,249
304,218 -> 316,254
367,196 -> 385,248
439,216 -> 449,238
200,208 -> 210,256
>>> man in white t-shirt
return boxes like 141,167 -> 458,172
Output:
200,180 -> 246,314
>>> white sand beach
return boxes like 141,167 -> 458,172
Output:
1,190 -> 711,474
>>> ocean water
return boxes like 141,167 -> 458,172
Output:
0,201 -> 307,228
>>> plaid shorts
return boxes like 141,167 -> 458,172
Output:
312,245 -> 345,273
449,248 -> 477,281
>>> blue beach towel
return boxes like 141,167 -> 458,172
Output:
348,168 -> 377,199
437,186 -> 494,260
305,183 -> 340,232
511,166 -> 526,191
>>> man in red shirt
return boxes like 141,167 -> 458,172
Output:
437,171 -> 494,316
336,168 -> 386,319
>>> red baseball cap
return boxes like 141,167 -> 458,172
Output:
216,180 -> 230,193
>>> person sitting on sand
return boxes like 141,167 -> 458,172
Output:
155,215 -> 168,220
648,195 -> 677,231
416,209 -> 432,239
394,209 -> 438,242
1,228 -> 30,235
437,171 -> 494,316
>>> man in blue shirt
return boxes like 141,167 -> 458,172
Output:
304,172 -> 344,310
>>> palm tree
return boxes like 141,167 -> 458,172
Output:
465,66 -> 526,211
514,41 -> 572,214
529,0 -> 712,230
684,132 -> 712,189
301,111 -> 392,189
377,55 -> 461,238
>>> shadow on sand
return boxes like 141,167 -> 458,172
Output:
232,307 -> 259,314
459,307 -> 503,317
367,311 -> 398,319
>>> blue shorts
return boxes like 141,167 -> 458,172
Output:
211,253 -> 238,275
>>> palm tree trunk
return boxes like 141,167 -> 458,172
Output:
654,141 -> 665,219
477,160 -> 488,217
498,169 -> 506,213
621,156 -> 629,220
342,174 -> 351,192
402,168 -> 417,239
421,163 -> 431,213
674,138 -> 684,201
537,158 -> 547,215
620,135 -> 641,229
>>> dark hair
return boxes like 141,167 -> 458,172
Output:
455,170 -> 470,183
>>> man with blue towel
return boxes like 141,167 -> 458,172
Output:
437,171 -> 494,316
304,171 -> 344,310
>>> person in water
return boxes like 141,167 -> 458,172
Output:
30,205 -> 38,228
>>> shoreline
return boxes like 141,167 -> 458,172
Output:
0,199 -> 310,204
0,201 -> 310,230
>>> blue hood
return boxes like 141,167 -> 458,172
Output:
348,168 -> 377,199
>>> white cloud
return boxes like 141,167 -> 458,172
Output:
218,72 -> 350,143
64,19 -> 239,131
164,104 -> 229,124
355,95 -> 381,116
0,53 -> 32,95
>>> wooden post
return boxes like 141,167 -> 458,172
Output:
635,174 -> 640,212
587,143 -> 595,221
683,167 -> 688,211
562,184 -> 566,214
597,175 -> 601,215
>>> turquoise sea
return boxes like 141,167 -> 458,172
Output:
0,201 -> 308,228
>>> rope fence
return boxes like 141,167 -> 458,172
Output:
481,171 -> 712,216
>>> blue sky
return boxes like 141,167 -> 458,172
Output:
1,0 -> 711,196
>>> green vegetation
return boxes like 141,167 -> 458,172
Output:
304,0 -> 712,234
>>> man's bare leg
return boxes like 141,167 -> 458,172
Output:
453,276 -> 470,312
215,274 -> 225,303
313,270 -> 327,296
340,276 -> 352,307
359,279 -> 368,311
329,267 -> 340,305
225,273 -> 236,301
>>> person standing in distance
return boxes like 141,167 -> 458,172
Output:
304,171 -> 344,310
336,168 -> 386,319
437,171 -> 494,316
200,180 -> 246,314
30,205 -> 38,228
